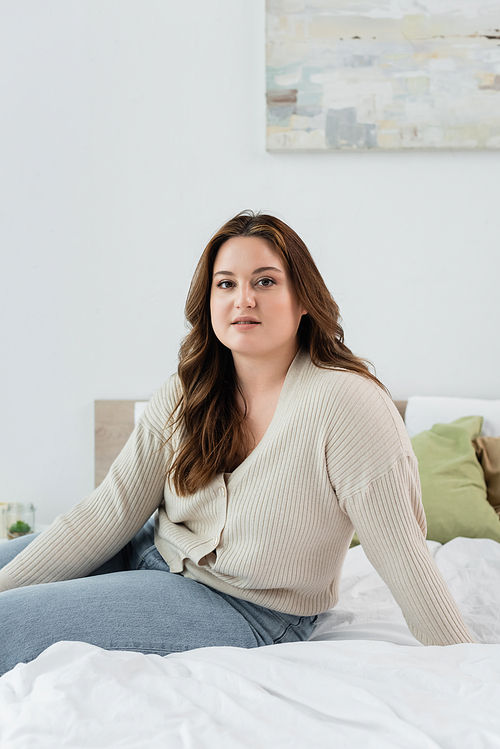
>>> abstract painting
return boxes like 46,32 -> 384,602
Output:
266,0 -> 500,150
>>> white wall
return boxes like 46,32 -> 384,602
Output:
1,1 -> 499,524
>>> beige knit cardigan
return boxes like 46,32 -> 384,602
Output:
0,350 -> 474,645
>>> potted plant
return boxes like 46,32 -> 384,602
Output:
7,520 -> 33,539
6,503 -> 36,539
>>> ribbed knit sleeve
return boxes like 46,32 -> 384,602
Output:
343,456 -> 475,645
327,374 -> 475,645
0,378 -> 178,593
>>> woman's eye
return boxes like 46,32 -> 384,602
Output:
257,278 -> 276,287
217,280 -> 234,289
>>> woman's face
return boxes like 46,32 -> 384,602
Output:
210,236 -> 307,364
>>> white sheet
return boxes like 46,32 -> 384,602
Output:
1,537 -> 500,749
312,537 -> 500,646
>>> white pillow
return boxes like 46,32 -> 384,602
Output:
134,401 -> 148,425
405,396 -> 500,438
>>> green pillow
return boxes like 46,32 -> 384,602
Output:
411,415 -> 500,544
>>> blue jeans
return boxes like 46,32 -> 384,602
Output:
0,520 -> 317,676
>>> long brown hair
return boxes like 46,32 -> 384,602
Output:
166,211 -> 387,495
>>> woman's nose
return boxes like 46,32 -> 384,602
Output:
235,283 -> 256,308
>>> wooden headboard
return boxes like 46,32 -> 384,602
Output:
95,399 -> 408,488
94,401 -> 137,488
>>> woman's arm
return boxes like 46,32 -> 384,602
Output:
0,378 -> 178,593
342,454 -> 475,645
326,373 -> 475,645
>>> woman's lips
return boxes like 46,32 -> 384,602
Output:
231,317 -> 261,325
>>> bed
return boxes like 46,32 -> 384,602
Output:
1,395 -> 500,748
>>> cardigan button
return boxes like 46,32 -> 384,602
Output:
219,487 -> 226,497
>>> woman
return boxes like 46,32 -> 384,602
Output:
0,211 -> 474,675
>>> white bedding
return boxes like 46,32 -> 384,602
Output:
1,537 -> 500,749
